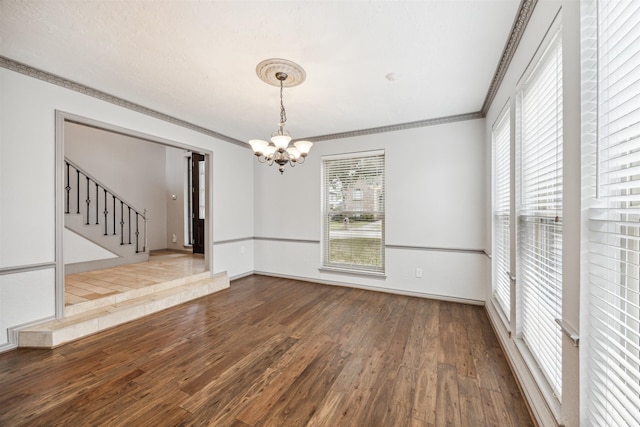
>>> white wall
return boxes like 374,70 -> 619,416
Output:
0,70 -> 56,269
0,269 -> 55,345
65,122 -> 168,250
63,228 -> 117,264
165,148 -> 189,250
0,67 -> 254,348
484,1 -> 580,426
254,118 -> 487,303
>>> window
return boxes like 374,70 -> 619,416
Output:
492,107 -> 511,320
516,29 -> 563,399
585,0 -> 640,423
322,151 -> 385,273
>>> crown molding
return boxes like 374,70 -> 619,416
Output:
302,111 -> 484,142
481,0 -> 538,115
0,55 -> 246,147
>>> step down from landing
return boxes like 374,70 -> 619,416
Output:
18,272 -> 229,348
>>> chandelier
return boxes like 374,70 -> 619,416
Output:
248,59 -> 313,174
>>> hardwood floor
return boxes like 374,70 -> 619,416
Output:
0,275 -> 533,426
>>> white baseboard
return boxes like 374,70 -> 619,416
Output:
4,315 -> 57,352
229,271 -> 255,281
252,270 -> 484,306
0,342 -> 17,354
65,254 -> 148,274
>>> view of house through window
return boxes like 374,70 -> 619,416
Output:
322,151 -> 385,273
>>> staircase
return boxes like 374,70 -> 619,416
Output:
64,158 -> 149,273
18,271 -> 229,348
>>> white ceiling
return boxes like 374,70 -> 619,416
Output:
0,0 -> 521,143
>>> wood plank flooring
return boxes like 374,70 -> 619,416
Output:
0,275 -> 534,426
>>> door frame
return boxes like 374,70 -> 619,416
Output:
54,110 -> 214,319
190,152 -> 206,254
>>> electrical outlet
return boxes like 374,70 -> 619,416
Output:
415,268 -> 423,278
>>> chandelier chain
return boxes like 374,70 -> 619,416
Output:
279,79 -> 287,126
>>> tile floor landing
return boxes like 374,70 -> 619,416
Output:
17,251 -> 226,349
64,251 -> 205,306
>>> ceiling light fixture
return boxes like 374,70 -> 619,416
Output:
248,59 -> 313,174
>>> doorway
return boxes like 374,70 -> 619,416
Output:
55,111 -> 214,319
191,153 -> 206,254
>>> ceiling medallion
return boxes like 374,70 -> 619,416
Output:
255,58 -> 306,87
248,59 -> 312,174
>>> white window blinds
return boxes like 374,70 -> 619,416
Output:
322,152 -> 385,273
517,30 -> 563,399
493,108 -> 511,319
586,0 -> 640,424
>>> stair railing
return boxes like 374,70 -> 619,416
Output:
64,158 -> 147,253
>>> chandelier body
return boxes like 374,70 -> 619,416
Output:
248,59 -> 312,174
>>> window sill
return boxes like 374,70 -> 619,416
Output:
491,298 -> 511,335
318,266 -> 386,279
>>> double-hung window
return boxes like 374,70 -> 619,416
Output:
322,151 -> 385,274
584,0 -> 640,423
493,107 -> 512,320
517,28 -> 564,400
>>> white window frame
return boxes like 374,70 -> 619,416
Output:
583,0 -> 640,424
513,22 -> 564,414
320,150 -> 385,276
492,103 -> 512,325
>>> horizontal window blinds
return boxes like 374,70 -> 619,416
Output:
323,153 -> 385,273
587,0 -> 640,424
518,30 -> 563,399
493,109 -> 511,319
